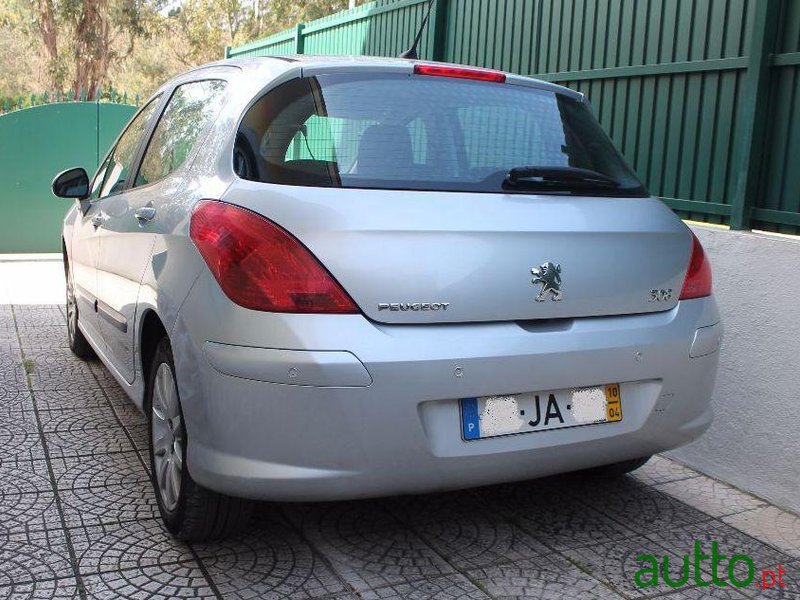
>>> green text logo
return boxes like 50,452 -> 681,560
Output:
635,541 -> 787,590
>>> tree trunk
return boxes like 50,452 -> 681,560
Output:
35,0 -> 59,90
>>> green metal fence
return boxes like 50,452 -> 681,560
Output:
0,102 -> 137,253
228,0 -> 800,234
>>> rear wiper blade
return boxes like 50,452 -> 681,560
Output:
503,166 -> 621,190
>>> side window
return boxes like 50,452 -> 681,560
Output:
96,97 -> 161,199
135,80 -> 227,187
283,115 -> 378,173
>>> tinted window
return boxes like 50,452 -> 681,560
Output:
235,73 -> 646,196
95,97 -> 160,199
136,80 -> 227,187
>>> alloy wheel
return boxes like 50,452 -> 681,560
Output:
66,276 -> 78,343
151,363 -> 184,512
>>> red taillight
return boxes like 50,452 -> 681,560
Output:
679,231 -> 712,300
190,201 -> 359,314
413,64 -> 507,83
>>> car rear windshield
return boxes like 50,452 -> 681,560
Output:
235,72 -> 647,196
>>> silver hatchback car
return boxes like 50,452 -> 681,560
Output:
53,56 -> 721,540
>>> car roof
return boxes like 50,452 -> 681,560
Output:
187,55 -> 582,101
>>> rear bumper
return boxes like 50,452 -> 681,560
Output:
172,273 -> 721,501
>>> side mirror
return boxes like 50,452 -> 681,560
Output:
52,167 -> 89,200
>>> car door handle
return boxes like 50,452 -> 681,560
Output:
134,206 -> 156,223
91,213 -> 107,229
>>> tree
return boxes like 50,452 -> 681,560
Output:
169,0 -> 256,66
171,0 -> 365,67
5,0 -> 160,97
0,0 -> 369,101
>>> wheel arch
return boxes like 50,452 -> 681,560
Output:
139,308 -> 169,398
61,237 -> 69,274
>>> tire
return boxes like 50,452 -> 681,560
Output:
146,336 -> 253,541
584,456 -> 652,478
65,261 -> 94,360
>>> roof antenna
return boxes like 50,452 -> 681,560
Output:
399,0 -> 436,60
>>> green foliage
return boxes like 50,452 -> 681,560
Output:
0,85 -> 138,115
0,0 -> 365,104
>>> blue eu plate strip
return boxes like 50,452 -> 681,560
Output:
461,398 -> 481,440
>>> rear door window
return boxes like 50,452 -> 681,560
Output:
135,79 -> 227,187
236,72 -> 646,196
95,96 -> 160,199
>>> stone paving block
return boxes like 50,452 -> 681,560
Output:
0,461 -> 61,534
198,520 -> 351,599
0,493 -> 62,536
58,481 -> 159,529
13,311 -> 65,332
87,362 -> 121,390
0,411 -> 45,463
561,536 -> 672,598
71,519 -> 194,575
0,337 -> 21,356
284,501 -> 455,591
0,341 -> 21,359
643,519 -> 794,584
723,507 -> 800,559
415,512 -> 551,570
517,503 -> 643,550
632,456 -> 703,487
124,421 -> 149,456
108,399 -> 145,429
0,529 -> 74,587
39,408 -> 135,459
16,327 -> 70,351
656,476 -> 768,518
468,554 -> 624,599
0,350 -> 28,391
0,577 -> 81,600
357,574 -> 489,599
81,562 -> 216,599
49,451 -> 149,492
582,479 -> 714,536
23,349 -> 98,391
0,341 -> 20,358
0,388 -> 34,413
656,585 -> 750,598
383,490 -> 551,568
473,480 -> 642,550
34,389 -> 110,412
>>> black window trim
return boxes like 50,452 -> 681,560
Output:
90,93 -> 166,202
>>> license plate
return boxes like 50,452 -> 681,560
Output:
460,384 -> 622,441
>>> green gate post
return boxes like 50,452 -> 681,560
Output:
431,0 -> 450,62
294,23 -> 305,55
730,0 -> 781,230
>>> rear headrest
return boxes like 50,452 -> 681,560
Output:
356,124 -> 413,178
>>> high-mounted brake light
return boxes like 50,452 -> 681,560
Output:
190,201 -> 359,314
679,231 -> 712,300
413,64 -> 507,83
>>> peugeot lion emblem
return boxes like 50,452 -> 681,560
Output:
531,262 -> 563,302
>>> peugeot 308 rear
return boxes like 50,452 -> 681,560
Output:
60,57 -> 721,540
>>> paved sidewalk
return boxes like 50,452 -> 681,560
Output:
1,300 -> 799,597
